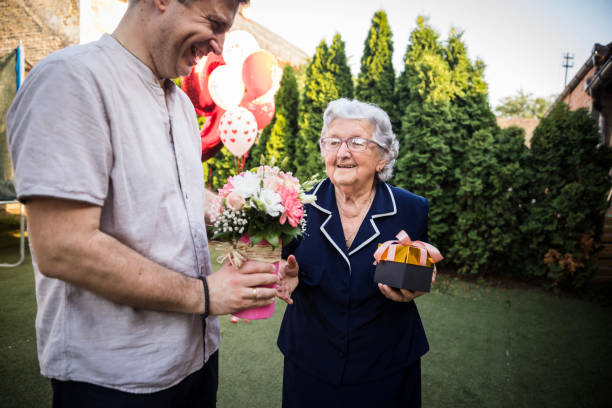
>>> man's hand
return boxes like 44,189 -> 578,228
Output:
276,255 -> 299,304
206,260 -> 279,315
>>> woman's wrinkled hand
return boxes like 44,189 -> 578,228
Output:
377,284 -> 425,302
277,255 -> 299,304
378,265 -> 437,302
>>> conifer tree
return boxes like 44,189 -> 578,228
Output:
394,17 -> 455,252
393,101 -> 453,251
450,126 -> 531,275
265,114 -> 289,161
294,41 -> 329,180
295,36 -> 354,180
247,65 -> 300,171
246,123 -> 269,168
394,17 -> 500,262
272,66 -> 300,173
396,16 -> 451,110
327,33 -> 354,99
356,10 -> 397,130
443,30 -> 497,263
204,146 -> 240,191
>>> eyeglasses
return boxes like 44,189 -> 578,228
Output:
319,137 -> 385,152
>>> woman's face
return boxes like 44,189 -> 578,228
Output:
322,119 -> 386,191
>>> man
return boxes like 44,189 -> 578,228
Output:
6,0 -> 285,406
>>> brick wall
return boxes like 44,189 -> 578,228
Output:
562,66 -> 594,111
0,0 -> 79,69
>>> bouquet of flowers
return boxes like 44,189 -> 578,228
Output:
209,165 -> 318,320
209,165 -> 318,268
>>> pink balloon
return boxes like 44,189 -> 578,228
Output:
218,107 -> 258,157
242,97 -> 275,130
242,50 -> 278,100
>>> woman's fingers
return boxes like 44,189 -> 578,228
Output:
378,284 -> 424,302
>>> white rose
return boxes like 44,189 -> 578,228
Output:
258,189 -> 284,217
231,171 -> 260,198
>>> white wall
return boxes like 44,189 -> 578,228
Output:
80,0 -> 127,44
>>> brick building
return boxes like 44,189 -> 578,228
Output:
547,42 -> 612,146
0,0 -> 79,72
548,43 -> 612,282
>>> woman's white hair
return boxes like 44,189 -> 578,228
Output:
320,98 -> 399,182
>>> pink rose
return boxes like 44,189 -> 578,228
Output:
218,177 -> 234,198
279,185 -> 304,228
280,173 -> 300,189
226,191 -> 245,211
264,175 -> 282,191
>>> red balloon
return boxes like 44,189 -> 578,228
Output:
242,50 -> 277,101
198,52 -> 225,115
201,107 -> 225,161
242,97 -> 275,130
181,53 -> 225,117
182,65 -> 208,117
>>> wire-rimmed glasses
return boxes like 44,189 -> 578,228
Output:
319,137 -> 386,152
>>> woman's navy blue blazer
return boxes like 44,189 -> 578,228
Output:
279,178 -> 430,385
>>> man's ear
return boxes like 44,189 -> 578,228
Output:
154,0 -> 171,12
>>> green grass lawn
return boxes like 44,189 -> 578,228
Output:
1,229 -> 611,407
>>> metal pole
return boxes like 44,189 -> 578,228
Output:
562,52 -> 574,87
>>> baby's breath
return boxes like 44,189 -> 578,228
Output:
211,207 -> 248,240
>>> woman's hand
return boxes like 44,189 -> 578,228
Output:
277,255 -> 299,304
377,265 -> 437,302
378,284 -> 425,302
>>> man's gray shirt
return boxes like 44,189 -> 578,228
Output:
6,34 -> 220,393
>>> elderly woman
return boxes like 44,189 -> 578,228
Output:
277,98 -> 433,407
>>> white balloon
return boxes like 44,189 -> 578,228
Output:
218,107 -> 258,157
223,30 -> 260,67
208,65 -> 245,110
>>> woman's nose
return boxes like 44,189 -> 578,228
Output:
337,141 -> 352,156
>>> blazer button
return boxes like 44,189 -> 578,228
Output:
339,351 -> 345,358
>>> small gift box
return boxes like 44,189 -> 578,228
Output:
373,230 -> 443,292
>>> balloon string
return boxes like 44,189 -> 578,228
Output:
235,153 -> 247,174
208,163 -> 213,190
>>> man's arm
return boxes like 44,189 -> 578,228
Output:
26,197 -> 278,315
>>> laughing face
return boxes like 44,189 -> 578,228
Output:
148,0 -> 239,79
323,119 -> 387,190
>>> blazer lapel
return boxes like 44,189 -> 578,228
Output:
348,182 -> 397,256
310,179 -> 352,271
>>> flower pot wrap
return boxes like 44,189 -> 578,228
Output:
373,230 -> 443,292
211,235 -> 281,320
